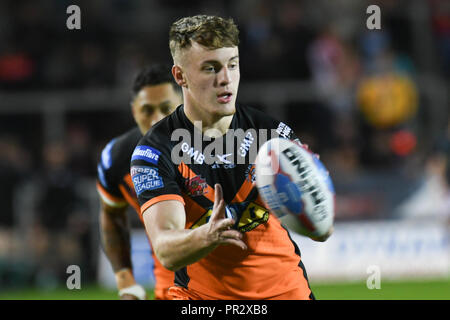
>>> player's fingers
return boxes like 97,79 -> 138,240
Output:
220,238 -> 247,250
214,184 -> 223,205
215,217 -> 235,230
211,184 -> 225,220
219,229 -> 243,240
211,199 -> 226,222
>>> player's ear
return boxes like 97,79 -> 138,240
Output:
172,65 -> 187,88
130,100 -> 137,119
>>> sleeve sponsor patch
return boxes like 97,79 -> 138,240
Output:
131,145 -> 161,164
131,166 -> 164,195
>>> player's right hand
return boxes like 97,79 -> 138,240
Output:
206,184 -> 247,250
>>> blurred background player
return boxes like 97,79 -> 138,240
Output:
96,64 -> 182,299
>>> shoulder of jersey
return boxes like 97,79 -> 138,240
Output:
236,104 -> 278,129
100,127 -> 141,170
142,105 -> 182,146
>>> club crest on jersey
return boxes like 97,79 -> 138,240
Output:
131,145 -> 161,164
185,175 -> 208,197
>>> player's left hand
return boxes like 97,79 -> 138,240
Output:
310,226 -> 333,242
116,269 -> 147,300
207,184 -> 247,251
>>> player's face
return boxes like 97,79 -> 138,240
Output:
132,83 -> 181,135
176,42 -> 240,120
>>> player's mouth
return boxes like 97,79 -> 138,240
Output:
217,91 -> 233,104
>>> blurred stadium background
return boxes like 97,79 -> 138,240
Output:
0,0 -> 449,300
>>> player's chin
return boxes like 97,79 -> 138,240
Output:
211,102 -> 235,117
215,98 -> 236,113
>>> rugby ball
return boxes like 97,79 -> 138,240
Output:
255,138 -> 335,238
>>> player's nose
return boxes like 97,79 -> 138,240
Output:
217,67 -> 231,86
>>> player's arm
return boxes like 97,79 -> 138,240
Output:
99,200 -> 147,300
99,200 -> 132,280
142,184 -> 247,271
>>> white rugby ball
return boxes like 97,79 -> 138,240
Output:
255,138 -> 335,238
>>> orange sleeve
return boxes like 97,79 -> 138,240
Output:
96,181 -> 128,207
140,194 -> 185,216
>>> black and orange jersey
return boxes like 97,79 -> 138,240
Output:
96,126 -> 174,300
131,104 -> 314,300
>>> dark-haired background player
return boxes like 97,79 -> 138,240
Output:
96,64 -> 182,300
131,15 -> 332,300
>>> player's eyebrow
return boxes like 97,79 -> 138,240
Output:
141,103 -> 155,109
202,55 -> 239,65
142,100 -> 171,108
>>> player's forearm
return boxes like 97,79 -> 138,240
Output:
152,225 -> 217,271
100,208 -> 133,272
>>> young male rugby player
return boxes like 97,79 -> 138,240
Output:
96,64 -> 182,299
131,15 -> 332,300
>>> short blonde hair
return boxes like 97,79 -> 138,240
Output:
169,15 -> 239,62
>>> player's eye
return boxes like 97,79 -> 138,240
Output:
160,104 -> 171,115
141,105 -> 155,115
203,66 -> 215,73
229,62 -> 238,70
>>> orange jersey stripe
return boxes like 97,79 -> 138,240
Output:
183,194 -> 210,229
118,184 -> 141,221
140,194 -> 185,216
231,165 -> 255,203
96,181 -> 127,207
123,173 -> 135,192
120,174 -> 140,216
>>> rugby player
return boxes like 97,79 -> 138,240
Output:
96,64 -> 182,299
131,15 -> 332,300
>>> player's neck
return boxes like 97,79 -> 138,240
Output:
183,103 -> 233,138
